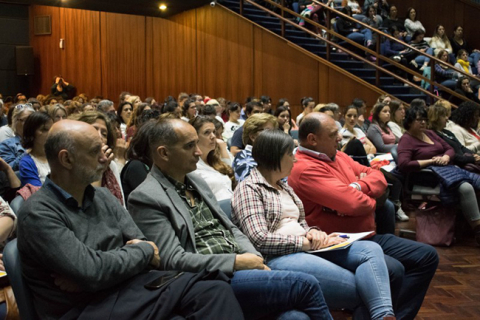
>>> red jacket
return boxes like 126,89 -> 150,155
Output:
289,149 -> 387,234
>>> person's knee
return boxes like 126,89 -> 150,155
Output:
357,240 -> 384,260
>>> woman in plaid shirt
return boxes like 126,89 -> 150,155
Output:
232,130 -> 396,320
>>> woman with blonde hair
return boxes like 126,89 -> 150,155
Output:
45,103 -> 67,122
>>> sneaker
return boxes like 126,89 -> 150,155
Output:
392,56 -> 401,62
410,60 -> 418,68
300,9 -> 311,18
396,207 -> 409,221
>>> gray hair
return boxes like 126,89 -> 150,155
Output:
148,119 -> 180,151
97,100 -> 114,113
44,129 -> 76,165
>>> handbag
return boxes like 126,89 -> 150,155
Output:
415,202 -> 456,246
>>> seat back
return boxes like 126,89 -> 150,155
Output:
3,239 -> 38,320
218,199 -> 232,220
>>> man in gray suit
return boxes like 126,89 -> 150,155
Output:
129,118 -> 332,320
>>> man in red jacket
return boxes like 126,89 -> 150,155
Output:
289,112 -> 439,320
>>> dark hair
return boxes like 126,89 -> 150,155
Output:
302,97 -> 314,108
404,106 -> 428,130
162,100 -> 178,114
201,104 -> 216,116
411,29 -> 425,42
456,49 -> 468,60
125,119 -> 156,167
389,26 -> 400,36
14,93 -> 27,103
344,104 -> 358,116
97,100 -> 114,113
372,103 -> 391,133
341,5 -> 352,16
450,101 -> 480,129
299,115 -> 321,142
117,101 -> 133,124
260,95 -> 271,105
388,100 -> 403,125
406,7 -> 417,21
456,76 -> 471,91
274,105 -> 292,133
277,98 -> 289,108
22,112 -> 52,149
227,102 -> 241,116
139,109 -> 161,127
253,130 -> 294,172
246,100 -> 263,116
119,91 -> 131,102
352,98 -> 365,109
182,97 -> 197,118
409,98 -> 426,109
6,104 -> 15,126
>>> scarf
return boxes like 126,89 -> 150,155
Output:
102,167 -> 124,205
457,59 -> 470,73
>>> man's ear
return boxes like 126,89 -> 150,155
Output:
58,149 -> 74,170
306,132 -> 317,146
155,145 -> 169,162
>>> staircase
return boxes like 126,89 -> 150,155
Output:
220,0 -> 427,103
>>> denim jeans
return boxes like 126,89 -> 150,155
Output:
367,234 -> 439,320
348,28 -> 373,45
415,47 -> 435,65
230,269 -> 333,320
267,241 -> 394,320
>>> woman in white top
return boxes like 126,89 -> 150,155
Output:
340,106 -> 376,156
449,102 -> 480,154
191,116 -> 235,201
222,102 -> 244,142
19,111 -> 52,187
429,25 -> 453,56
387,100 -> 405,139
404,7 -> 425,38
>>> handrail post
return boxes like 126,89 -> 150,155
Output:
240,0 -> 244,15
375,33 -> 380,87
429,58 -> 436,97
281,0 -> 285,38
326,9 -> 331,61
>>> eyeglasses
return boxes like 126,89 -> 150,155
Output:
15,103 -> 33,110
415,118 -> 427,123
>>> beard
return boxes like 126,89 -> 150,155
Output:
75,162 -> 106,185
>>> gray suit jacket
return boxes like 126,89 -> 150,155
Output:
128,165 -> 261,276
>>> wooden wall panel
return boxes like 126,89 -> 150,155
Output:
100,12 -> 146,101
30,5 -> 63,95
254,28 -> 319,117
62,8 -> 101,98
196,6 -> 254,102
148,11 -> 198,101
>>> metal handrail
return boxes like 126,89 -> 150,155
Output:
239,0 -> 476,107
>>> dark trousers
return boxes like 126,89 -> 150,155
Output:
367,234 -> 439,320
62,271 -> 243,320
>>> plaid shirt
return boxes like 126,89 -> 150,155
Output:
232,168 -> 312,256
167,176 -> 240,255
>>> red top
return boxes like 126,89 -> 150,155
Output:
289,149 -> 387,234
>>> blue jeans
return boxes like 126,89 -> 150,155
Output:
348,28 -> 373,45
367,234 -> 439,320
230,269 -> 333,320
267,242 -> 394,320
415,47 -> 435,65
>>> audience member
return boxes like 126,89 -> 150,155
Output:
0,104 -> 35,170
0,105 -> 15,142
128,118 -> 333,320
428,101 -> 480,170
337,6 -> 375,60
260,95 -> 273,115
289,112 -> 439,319
397,106 -> 480,243
352,98 -> 370,132
0,100 -> 6,127
51,76 -> 75,100
105,111 -> 127,172
181,97 -> 197,122
450,26 -> 480,68
191,116 -> 235,201
117,101 -> 133,138
448,101 -> 480,153
429,25 -> 453,56
97,99 -> 115,113
296,97 -> 315,126
45,103 -> 67,122
404,7 -> 425,38
382,5 -> 405,36
453,50 -> 480,94
0,156 -> 20,201
233,129 -> 396,319
387,100 -> 406,139
204,99 -> 225,123
367,103 -> 398,152
340,105 -> 376,158
222,102 -> 244,142
19,112 -> 52,186
450,76 -> 480,105
232,113 -> 278,182
275,105 -> 293,135
14,93 -> 27,104
17,119 -> 242,319
433,49 -> 457,92
126,103 -> 150,142
230,100 -> 264,156
70,111 -> 125,206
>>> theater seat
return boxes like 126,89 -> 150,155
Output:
3,239 -> 38,320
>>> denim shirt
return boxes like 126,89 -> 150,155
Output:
0,136 -> 25,171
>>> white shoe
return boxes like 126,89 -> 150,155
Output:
392,56 -> 401,62
410,60 -> 418,68
396,207 -> 409,221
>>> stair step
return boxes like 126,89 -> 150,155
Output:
381,85 -> 412,95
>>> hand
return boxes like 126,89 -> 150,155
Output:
102,144 -> 114,166
323,234 -> 347,247
306,229 -> 329,250
432,155 -> 450,165
474,154 -> 480,163
126,239 -> 161,268
115,138 -> 127,160
51,274 -> 82,292
234,253 -> 265,271
283,122 -> 291,133
353,29 -> 359,32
